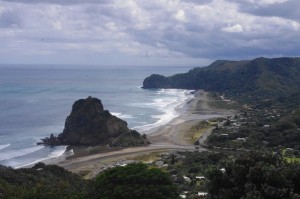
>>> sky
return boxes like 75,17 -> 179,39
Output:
0,0 -> 299,67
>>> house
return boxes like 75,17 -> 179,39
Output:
237,138 -> 246,142
196,176 -> 206,180
220,134 -> 229,136
198,192 -> 208,196
286,148 -> 294,151
220,168 -> 226,173
183,175 -> 191,184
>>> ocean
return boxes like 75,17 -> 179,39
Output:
0,65 -> 194,168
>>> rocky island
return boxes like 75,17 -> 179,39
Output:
39,96 -> 149,147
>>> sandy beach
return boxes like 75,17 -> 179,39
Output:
57,90 -> 234,178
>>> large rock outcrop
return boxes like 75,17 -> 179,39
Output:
40,97 -> 149,146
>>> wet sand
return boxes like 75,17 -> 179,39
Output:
57,90 -> 234,178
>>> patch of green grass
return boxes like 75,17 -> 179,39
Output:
282,149 -> 300,164
286,157 -> 300,163
186,121 -> 214,144
282,149 -> 287,155
132,151 -> 163,163
192,127 -> 210,142
207,93 -> 241,110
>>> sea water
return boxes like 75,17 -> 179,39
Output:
0,65 -> 194,168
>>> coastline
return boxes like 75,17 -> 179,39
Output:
146,90 -> 233,146
56,90 -> 235,178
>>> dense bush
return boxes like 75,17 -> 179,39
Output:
207,151 -> 300,199
0,162 -> 180,199
94,163 -> 179,199
0,163 -> 92,199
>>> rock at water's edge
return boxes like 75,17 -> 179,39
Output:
40,96 -> 149,147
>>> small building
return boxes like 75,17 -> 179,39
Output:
237,138 -> 246,142
155,160 -> 164,167
195,176 -> 206,180
183,175 -> 192,184
180,194 -> 186,199
198,192 -> 208,196
220,134 -> 229,136
220,168 -> 226,173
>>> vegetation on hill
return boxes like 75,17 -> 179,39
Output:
143,57 -> 300,102
206,151 -> 300,199
0,163 -> 92,198
94,163 -> 179,199
207,108 -> 300,151
143,56 -> 300,198
0,163 -> 178,199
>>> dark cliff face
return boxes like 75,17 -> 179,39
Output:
58,97 -> 130,145
40,97 -> 149,146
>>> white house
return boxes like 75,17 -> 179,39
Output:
220,168 -> 226,173
196,176 -> 206,180
198,192 -> 208,196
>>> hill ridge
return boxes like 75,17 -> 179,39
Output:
143,57 -> 300,102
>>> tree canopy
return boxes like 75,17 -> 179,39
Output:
206,151 -> 300,199
94,163 -> 179,199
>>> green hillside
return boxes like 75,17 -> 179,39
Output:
143,57 -> 300,102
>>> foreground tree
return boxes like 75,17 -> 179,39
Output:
94,163 -> 179,199
206,151 -> 300,199
0,163 -> 92,199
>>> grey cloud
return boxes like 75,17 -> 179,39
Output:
179,0 -> 213,5
246,1 -> 300,21
0,0 -> 110,5
128,14 -> 300,60
228,0 -> 300,21
0,0 -> 299,65
0,10 -> 21,28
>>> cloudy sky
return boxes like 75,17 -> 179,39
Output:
0,0 -> 299,66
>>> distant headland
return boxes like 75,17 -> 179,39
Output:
143,57 -> 300,103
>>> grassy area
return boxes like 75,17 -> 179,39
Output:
191,127 -> 210,142
132,151 -> 164,163
286,157 -> 300,163
282,149 -> 300,163
186,121 -> 215,144
207,93 -> 241,110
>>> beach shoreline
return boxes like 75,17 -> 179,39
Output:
54,90 -> 235,178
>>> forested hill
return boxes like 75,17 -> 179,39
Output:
143,57 -> 300,101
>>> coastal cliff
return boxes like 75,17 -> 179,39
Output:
143,57 -> 300,101
40,97 -> 149,146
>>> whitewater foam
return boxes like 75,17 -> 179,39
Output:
133,89 -> 194,132
15,146 -> 68,169
111,112 -> 134,119
0,144 -> 10,150
0,145 -> 45,161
